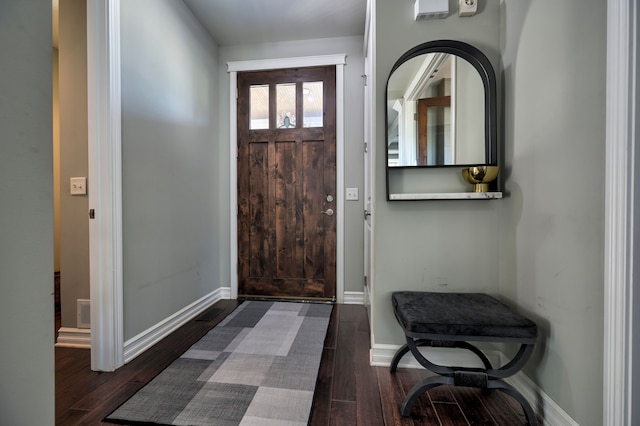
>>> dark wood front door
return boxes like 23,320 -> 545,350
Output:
237,66 -> 336,300
417,95 -> 451,166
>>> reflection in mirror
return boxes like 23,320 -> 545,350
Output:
387,53 -> 484,167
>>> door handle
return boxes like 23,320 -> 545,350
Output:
321,208 -> 334,216
364,209 -> 371,219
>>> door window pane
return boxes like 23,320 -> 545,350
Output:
276,83 -> 296,128
303,81 -> 323,127
250,85 -> 269,129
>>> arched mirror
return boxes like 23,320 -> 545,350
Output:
386,40 -> 497,168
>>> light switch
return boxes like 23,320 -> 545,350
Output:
346,188 -> 359,201
70,177 -> 87,195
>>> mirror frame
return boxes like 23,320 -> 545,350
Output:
385,40 -> 498,169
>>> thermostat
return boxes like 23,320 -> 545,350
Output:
414,0 -> 448,20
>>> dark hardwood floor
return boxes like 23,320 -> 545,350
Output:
55,301 -> 529,425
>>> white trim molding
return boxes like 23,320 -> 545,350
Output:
363,0 -> 377,350
370,344 -> 578,425
55,328 -> 92,349
370,344 -> 498,369
343,291 -> 365,305
506,364 -> 579,426
604,1 -> 638,425
227,54 -> 347,304
123,288 -> 231,363
227,54 -> 346,73
86,0 -> 124,372
228,68 -> 239,301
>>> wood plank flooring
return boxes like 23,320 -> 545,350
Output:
55,301 -> 529,425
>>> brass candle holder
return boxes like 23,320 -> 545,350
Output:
462,166 -> 499,192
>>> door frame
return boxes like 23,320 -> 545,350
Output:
228,55 -> 347,303
363,0 -> 375,315
86,0 -> 124,371
604,0 -> 638,424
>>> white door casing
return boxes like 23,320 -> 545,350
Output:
363,0 -> 376,318
227,55 -> 347,303
86,0 -> 124,371
604,0 -> 638,424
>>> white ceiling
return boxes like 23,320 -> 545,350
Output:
183,0 -> 367,46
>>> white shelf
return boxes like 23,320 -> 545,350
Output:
388,192 -> 503,200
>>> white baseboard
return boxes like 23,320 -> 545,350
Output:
343,291 -> 365,305
370,343 -> 500,369
55,327 -> 91,349
370,344 -> 578,426
123,287 -> 230,363
500,353 -> 579,426
218,286 -> 231,300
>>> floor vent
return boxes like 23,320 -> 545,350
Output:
77,299 -> 90,329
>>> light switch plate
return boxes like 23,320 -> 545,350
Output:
346,188 -> 359,201
70,177 -> 87,195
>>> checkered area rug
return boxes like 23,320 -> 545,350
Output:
106,300 -> 332,425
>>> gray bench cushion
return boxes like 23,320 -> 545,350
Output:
392,291 -> 537,340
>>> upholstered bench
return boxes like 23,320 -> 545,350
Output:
390,291 -> 538,425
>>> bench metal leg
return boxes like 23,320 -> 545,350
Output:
400,377 -> 537,425
400,376 -> 453,416
389,343 -> 410,373
489,380 -> 538,425
392,339 -> 538,426
390,337 -> 493,373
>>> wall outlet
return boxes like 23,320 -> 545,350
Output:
459,0 -> 478,16
346,188 -> 359,201
70,177 -> 87,195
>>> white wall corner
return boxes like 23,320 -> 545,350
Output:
370,344 -> 578,425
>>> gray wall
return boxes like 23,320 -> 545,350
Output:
372,0 -> 502,344
499,1 -> 606,423
217,36 -> 366,294
0,1 -> 55,424
58,0 -> 90,328
373,0 -> 606,423
120,0 -> 221,339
